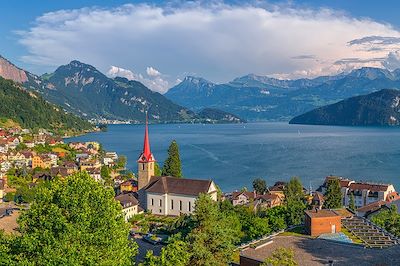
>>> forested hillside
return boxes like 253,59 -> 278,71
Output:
0,77 -> 93,134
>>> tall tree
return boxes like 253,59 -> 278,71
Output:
252,178 -> 267,195
323,178 -> 342,209
13,172 -> 138,265
162,140 -> 182,177
284,177 -> 306,225
348,193 -> 356,212
187,194 -> 238,266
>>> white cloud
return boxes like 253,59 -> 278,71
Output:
107,65 -> 169,93
17,2 -> 400,89
382,51 -> 400,71
146,66 -> 161,77
107,66 -> 136,80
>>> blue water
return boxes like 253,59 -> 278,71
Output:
67,122 -> 400,192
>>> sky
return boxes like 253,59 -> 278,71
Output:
2,0 -> 400,93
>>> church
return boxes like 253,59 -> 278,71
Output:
137,116 -> 218,216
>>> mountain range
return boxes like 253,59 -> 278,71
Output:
289,89 -> 400,126
0,56 -> 242,124
166,68 -> 400,121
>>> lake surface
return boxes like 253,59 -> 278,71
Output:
67,122 -> 400,192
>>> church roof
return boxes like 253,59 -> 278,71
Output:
138,112 -> 155,163
144,176 -> 213,196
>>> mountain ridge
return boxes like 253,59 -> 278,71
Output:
289,89 -> 400,126
166,67 -> 400,121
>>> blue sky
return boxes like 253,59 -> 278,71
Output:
2,1 -> 400,93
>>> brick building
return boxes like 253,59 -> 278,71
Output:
304,209 -> 341,237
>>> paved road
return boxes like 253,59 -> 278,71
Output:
134,238 -> 163,264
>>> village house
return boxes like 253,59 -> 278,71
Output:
136,115 -> 218,216
231,191 -> 258,206
0,142 -> 8,153
50,167 -> 69,179
62,161 -> 78,174
115,193 -> 143,222
86,167 -> 102,182
120,179 -> 138,193
255,193 -> 284,209
318,176 -> 397,209
32,155 -> 55,169
79,159 -> 101,171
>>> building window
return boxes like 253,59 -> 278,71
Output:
159,199 -> 162,207
179,200 -> 182,211
142,164 -> 145,170
151,198 -> 154,206
171,200 -> 174,210
188,201 -> 191,212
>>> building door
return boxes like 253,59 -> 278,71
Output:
331,224 -> 336,234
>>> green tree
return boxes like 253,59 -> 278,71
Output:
371,205 -> 400,236
187,194 -> 238,266
348,193 -> 356,212
162,140 -> 182,177
284,177 -> 306,226
261,248 -> 297,266
14,172 -> 137,265
154,162 -> 162,176
141,234 -> 191,266
262,206 -> 287,232
253,178 -> 267,195
323,178 -> 342,209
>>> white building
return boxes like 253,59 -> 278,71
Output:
144,176 -> 218,216
319,176 -> 397,209
136,115 -> 218,216
115,193 -> 143,222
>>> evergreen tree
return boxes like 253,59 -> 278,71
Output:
349,193 -> 356,212
252,178 -> 267,195
323,178 -> 342,209
162,140 -> 182,177
284,177 -> 306,225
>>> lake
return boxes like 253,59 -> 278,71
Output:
67,122 -> 400,192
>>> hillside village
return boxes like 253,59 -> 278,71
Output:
1,120 -> 400,265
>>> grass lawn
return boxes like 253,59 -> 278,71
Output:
341,227 -> 364,245
279,225 -> 310,237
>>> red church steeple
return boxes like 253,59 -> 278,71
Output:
138,112 -> 155,163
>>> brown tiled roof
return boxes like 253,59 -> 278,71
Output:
50,167 -> 69,177
357,200 -> 387,213
144,176 -> 213,196
115,193 -> 139,208
257,193 -> 281,202
305,209 -> 340,218
349,183 -> 389,192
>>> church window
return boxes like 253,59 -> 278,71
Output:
188,201 -> 192,212
179,200 -> 182,211
171,200 -> 174,210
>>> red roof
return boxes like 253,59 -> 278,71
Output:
137,112 -> 155,163
348,183 -> 389,192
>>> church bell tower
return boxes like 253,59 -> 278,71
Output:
137,112 -> 155,190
